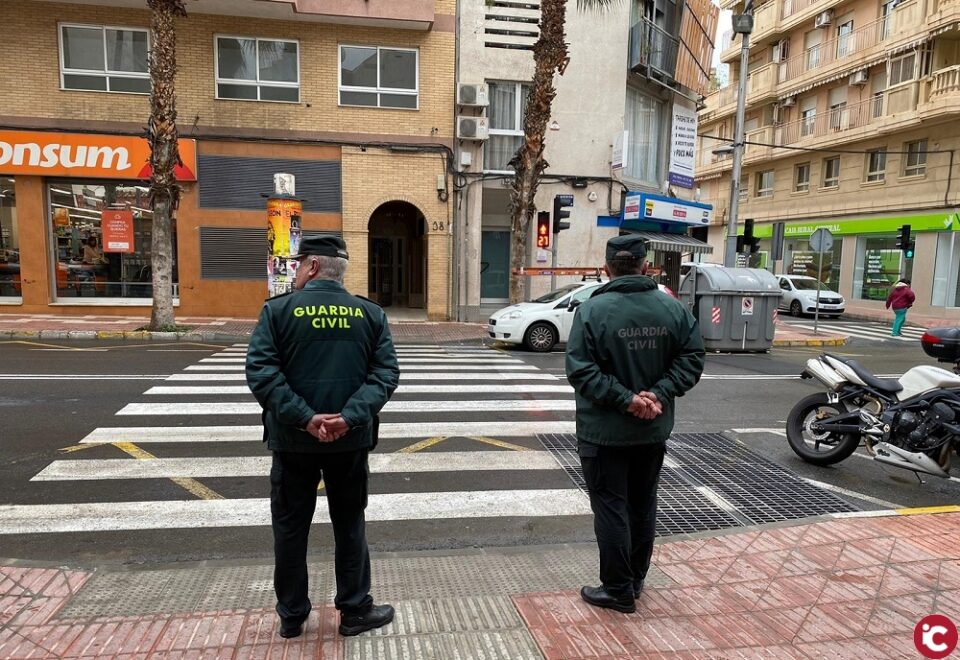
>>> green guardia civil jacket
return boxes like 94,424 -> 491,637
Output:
245,279 -> 400,453
565,275 -> 705,447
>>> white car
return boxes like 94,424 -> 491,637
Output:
777,274 -> 845,318
488,280 -> 676,352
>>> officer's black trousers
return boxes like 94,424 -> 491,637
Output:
578,441 -> 666,599
270,450 -> 373,626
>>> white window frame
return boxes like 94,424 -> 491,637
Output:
822,157 -> 841,188
888,52 -> 917,87
904,139 -> 928,177
215,35 -> 301,103
338,45 -> 419,110
865,149 -> 886,182
756,170 -> 774,198
58,22 -> 151,94
484,81 -> 530,174
794,162 -> 810,192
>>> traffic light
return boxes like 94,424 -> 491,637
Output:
536,211 -> 551,249
743,218 -> 760,254
896,224 -> 912,251
553,194 -> 573,233
905,242 -> 915,259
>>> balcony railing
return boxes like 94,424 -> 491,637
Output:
781,0 -> 817,20
775,95 -> 883,145
930,64 -> 960,97
779,16 -> 887,85
629,18 -> 680,78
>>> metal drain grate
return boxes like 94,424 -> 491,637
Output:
537,432 -> 859,536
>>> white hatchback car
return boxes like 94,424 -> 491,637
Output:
777,274 -> 845,317
488,280 -> 676,352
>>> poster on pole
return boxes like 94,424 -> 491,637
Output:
266,192 -> 301,297
668,104 -> 698,189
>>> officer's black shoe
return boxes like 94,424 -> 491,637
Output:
338,604 -> 395,636
278,623 -> 303,639
633,579 -> 645,599
580,586 -> 636,614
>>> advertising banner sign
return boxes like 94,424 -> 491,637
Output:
668,104 -> 697,189
101,209 -> 135,253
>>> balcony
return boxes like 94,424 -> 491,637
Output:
918,65 -> 960,121
778,17 -> 887,92
744,126 -> 774,163
929,0 -> 960,31
747,63 -> 779,103
49,0 -> 437,29
781,0 -> 818,20
774,94 -> 891,150
630,18 -> 680,80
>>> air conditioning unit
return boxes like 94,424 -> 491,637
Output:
849,70 -> 869,85
814,10 -> 833,28
457,83 -> 489,108
457,115 -> 489,141
781,96 -> 797,107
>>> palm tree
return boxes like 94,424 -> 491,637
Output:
146,0 -> 187,330
507,0 -> 615,303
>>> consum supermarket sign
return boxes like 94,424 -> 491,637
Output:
0,130 -> 197,181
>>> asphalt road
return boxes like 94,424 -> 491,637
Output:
1,333 -> 958,566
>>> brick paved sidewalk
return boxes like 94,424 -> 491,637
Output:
515,510 -> 960,659
2,510 -> 958,658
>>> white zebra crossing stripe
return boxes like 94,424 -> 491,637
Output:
198,357 -> 525,365
117,400 -> 576,415
787,323 -> 920,342
164,372 -> 561,381
33,451 -> 561,481
79,421 -> 577,444
144,384 -> 573,395
183,364 -> 541,372
0,489 -> 591,534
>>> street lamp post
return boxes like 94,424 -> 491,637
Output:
723,4 -> 755,267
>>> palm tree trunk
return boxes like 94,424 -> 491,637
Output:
507,0 -> 568,304
146,0 -> 186,330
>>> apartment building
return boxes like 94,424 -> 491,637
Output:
454,0 -> 718,322
697,0 -> 960,319
0,0 -> 454,320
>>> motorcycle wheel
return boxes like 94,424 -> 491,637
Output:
786,393 -> 861,466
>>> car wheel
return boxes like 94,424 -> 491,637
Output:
790,300 -> 803,317
524,322 -> 558,353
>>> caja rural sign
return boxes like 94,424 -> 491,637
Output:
0,130 -> 197,181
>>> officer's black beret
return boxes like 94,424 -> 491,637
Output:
292,235 -> 349,260
605,235 -> 647,262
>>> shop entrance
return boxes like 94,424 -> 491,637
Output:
368,201 -> 426,310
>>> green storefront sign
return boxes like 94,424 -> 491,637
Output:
750,211 -> 960,239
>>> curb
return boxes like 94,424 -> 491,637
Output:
0,329 -> 252,342
772,336 -> 848,347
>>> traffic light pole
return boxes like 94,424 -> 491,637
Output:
724,8 -> 753,267
551,225 -> 558,292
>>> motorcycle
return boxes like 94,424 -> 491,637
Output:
785,327 -> 960,478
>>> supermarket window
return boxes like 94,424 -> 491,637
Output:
904,139 -> 928,176
216,36 -> 300,102
339,45 -> 419,109
59,24 -> 150,93
853,234 -> 912,301
48,181 -> 177,300
0,178 -> 19,298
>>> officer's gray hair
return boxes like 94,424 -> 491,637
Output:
311,255 -> 348,283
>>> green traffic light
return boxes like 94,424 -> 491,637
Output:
905,249 -> 914,259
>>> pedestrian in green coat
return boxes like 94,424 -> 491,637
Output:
566,235 -> 705,613
246,235 -> 399,639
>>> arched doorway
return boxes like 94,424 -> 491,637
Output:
368,201 -> 426,310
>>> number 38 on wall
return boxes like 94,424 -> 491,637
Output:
431,221 -> 445,232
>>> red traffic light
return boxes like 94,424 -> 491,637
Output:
536,212 -> 550,248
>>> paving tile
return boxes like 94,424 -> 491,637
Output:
744,526 -> 807,555
817,566 -> 885,604
865,592 -> 936,636
796,638 -> 897,659
938,560 -> 960,590
719,552 -> 787,584
793,600 -> 873,643
755,574 -> 826,610
866,633 -> 925,659
833,537 -> 897,570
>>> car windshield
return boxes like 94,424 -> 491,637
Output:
791,279 -> 831,291
533,283 -> 586,303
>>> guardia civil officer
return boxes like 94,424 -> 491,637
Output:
565,235 -> 705,614
246,235 -> 400,638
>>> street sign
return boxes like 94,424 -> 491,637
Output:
809,227 -> 834,253
741,297 -> 754,316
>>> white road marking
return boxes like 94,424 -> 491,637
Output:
797,477 -> 902,509
184,364 -> 543,372
0,489 -> 592,534
164,372 -> 561,382
663,457 -> 739,513
33,451 -> 561,481
116,399 -> 576,415
732,427 -> 788,437
0,374 -> 169,380
79,421 -> 577,444
145,384 -> 573,395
